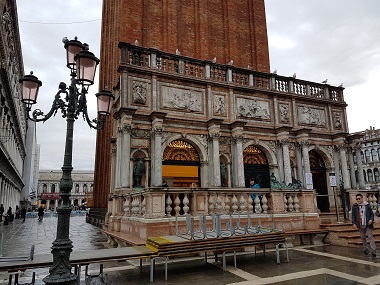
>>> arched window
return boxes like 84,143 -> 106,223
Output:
365,150 -> 371,163
43,184 -> 47,193
75,184 -> 80,193
372,149 -> 378,161
368,169 -> 374,182
363,170 -> 367,182
353,152 -> 357,164
51,184 -> 55,193
83,184 -> 88,193
355,170 -> 358,183
374,168 -> 380,182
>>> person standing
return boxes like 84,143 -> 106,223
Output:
21,207 -> 27,222
0,204 -> 4,222
352,193 -> 377,257
37,206 -> 45,221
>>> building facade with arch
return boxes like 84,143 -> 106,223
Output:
92,1 -> 377,242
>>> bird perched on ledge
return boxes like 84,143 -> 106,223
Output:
338,83 -> 344,87
272,69 -> 277,74
227,59 -> 234,65
292,73 -> 297,78
211,57 -> 216,63
322,79 -> 328,84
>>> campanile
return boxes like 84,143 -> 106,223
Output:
91,0 -> 270,224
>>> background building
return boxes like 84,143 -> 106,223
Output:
37,170 -> 94,210
349,127 -> 380,191
0,0 -> 38,211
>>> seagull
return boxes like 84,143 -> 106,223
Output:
175,49 -> 181,55
134,39 -> 139,46
211,57 -> 217,63
338,83 -> 343,87
292,73 -> 297,78
272,69 -> 277,74
322,79 -> 328,84
227,59 -> 234,65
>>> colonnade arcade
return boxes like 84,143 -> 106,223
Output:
0,173 -> 20,211
112,120 -> 354,213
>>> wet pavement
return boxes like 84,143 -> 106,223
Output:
1,216 -> 380,285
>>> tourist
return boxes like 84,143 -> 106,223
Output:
38,206 -> 45,222
352,193 -> 376,257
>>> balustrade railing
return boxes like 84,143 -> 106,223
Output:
116,188 -> 316,219
118,42 -> 344,103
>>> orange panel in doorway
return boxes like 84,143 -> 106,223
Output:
162,165 -> 198,178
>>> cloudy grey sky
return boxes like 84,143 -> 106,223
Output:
17,0 -> 380,170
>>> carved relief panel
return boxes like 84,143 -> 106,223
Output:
297,105 -> 326,127
161,84 -> 204,113
332,110 -> 343,130
130,78 -> 151,107
278,103 -> 290,124
212,93 -> 227,117
236,96 -> 270,120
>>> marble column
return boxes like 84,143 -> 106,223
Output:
276,144 -> 284,183
355,146 -> 365,189
295,144 -> 303,182
339,145 -> 351,189
151,126 -> 163,187
232,134 -> 245,187
332,146 -> 341,184
348,149 -> 357,189
281,139 -> 292,185
115,125 -> 123,188
209,132 -> 221,187
300,140 -> 311,173
121,124 -> 132,187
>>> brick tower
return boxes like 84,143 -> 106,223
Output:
90,0 -> 270,226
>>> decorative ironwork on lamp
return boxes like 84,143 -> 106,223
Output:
19,37 -> 114,285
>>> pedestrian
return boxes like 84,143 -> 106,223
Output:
21,207 -> 27,222
352,193 -> 377,257
0,203 -> 4,222
15,205 -> 20,219
7,207 -> 14,223
37,206 -> 45,221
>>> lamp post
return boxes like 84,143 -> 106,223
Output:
19,37 -> 114,285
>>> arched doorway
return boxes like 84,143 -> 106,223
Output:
309,150 -> 329,212
244,145 -> 270,188
163,140 -> 200,187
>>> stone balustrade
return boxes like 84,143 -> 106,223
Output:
119,42 -> 343,102
110,188 -> 317,219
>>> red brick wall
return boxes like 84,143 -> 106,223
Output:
117,0 -> 270,71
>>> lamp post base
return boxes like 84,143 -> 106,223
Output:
43,206 -> 77,285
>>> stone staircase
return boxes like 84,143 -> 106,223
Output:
319,211 -> 380,247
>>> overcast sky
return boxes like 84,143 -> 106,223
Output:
17,0 -> 380,170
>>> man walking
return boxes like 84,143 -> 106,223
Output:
352,193 -> 377,257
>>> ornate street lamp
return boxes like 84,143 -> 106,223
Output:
19,37 -> 114,285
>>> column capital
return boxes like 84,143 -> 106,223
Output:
209,132 -> 220,140
232,134 -> 244,143
151,126 -> 163,136
298,139 -> 310,147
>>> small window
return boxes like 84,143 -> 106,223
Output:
368,169 -> 374,182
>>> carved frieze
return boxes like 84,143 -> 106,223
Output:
237,98 -> 270,119
131,138 -> 149,148
162,86 -> 203,112
298,106 -> 326,126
